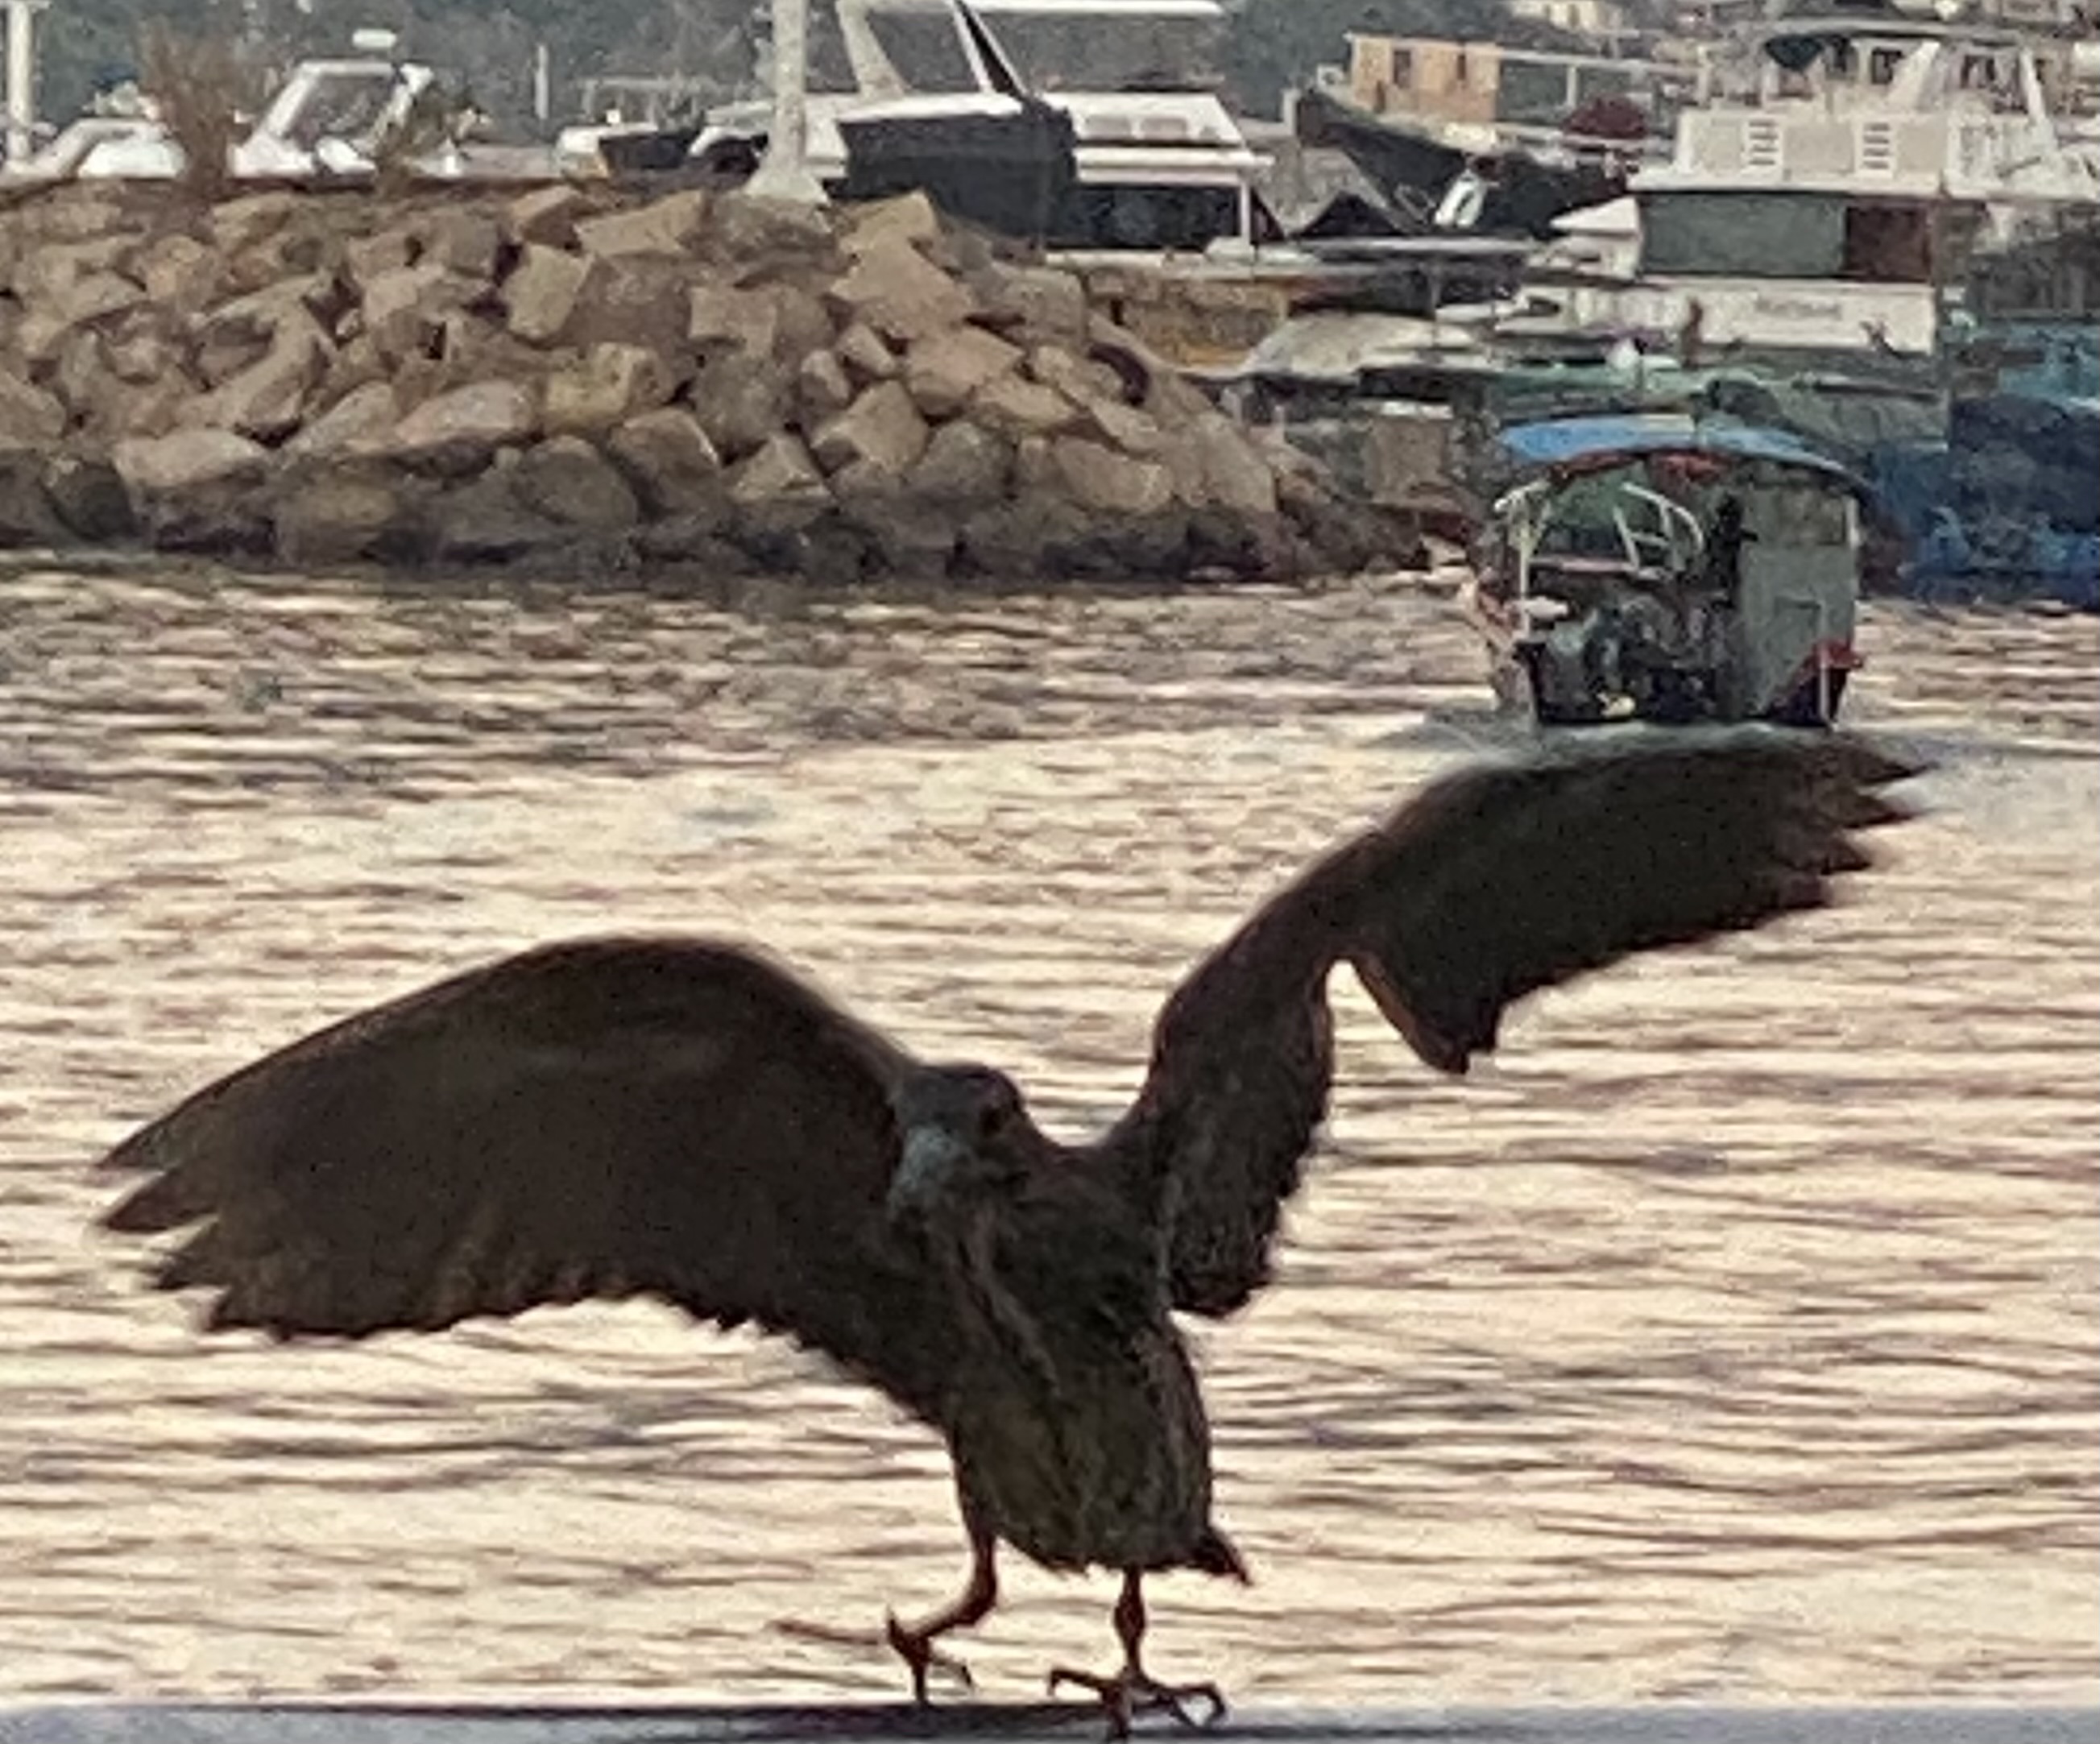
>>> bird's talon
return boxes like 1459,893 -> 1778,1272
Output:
1045,1667 -> 1226,1735
887,1610 -> 975,1705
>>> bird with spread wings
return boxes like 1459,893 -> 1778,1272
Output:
100,727 -> 1919,1735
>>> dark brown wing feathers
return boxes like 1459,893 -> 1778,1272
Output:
1111,728 -> 1921,1318
100,938 -> 951,1420
101,731 -> 1920,1366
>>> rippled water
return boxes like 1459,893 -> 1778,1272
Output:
1,558 -> 2093,1710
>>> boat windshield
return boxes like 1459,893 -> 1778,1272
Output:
280,68 -> 404,149
1642,191 -> 1936,284
864,10 -> 983,93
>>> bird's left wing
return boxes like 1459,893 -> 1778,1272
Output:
97,936 -> 955,1420
1096,728 -> 1922,1319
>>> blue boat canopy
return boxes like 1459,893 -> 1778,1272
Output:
1496,413 -> 1865,486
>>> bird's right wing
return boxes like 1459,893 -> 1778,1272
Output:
1105,728 -> 1921,1318
99,937 -> 951,1420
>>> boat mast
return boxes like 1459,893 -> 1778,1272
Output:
3,0 -> 41,167
747,0 -> 828,201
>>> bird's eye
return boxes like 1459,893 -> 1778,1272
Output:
975,1097 -> 1013,1141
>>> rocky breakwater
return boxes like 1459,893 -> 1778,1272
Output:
0,181 -> 1404,583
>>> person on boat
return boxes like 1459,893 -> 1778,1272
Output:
1704,495 -> 1756,607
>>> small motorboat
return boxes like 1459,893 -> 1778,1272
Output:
1461,414 -> 1874,728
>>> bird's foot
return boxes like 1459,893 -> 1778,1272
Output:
1047,1663 -> 1228,1738
771,1614 -> 974,1705
886,1610 -> 977,1705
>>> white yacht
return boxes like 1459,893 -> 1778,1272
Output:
1510,6 -> 2100,363
690,0 -> 1270,249
3,34 -> 468,184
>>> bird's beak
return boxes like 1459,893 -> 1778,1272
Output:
886,1125 -> 969,1223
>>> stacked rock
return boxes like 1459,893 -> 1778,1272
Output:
0,180 -> 1405,583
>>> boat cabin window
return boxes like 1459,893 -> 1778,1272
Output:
973,10 -> 1226,93
1642,192 -> 1935,284
282,68 -> 404,150
1051,181 -> 1246,250
1868,47 -> 1904,87
1522,458 -> 1854,572
1841,201 -> 1933,283
868,11 -> 984,93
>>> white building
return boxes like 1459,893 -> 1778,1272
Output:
1505,0 -> 1635,39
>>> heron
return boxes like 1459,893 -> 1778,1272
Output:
99,727 -> 1919,1734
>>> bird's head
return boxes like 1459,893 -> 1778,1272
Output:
884,1065 -> 1037,1227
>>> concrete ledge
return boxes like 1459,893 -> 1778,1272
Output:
1,1704 -> 2092,1744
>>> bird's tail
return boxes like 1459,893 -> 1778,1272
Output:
1190,1525 -> 1252,1585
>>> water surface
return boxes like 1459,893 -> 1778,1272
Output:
1,561 -> 2093,1708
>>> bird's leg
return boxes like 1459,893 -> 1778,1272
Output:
885,1527 -> 999,1705
1047,1572 -> 1228,1738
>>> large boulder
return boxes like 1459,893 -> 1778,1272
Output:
112,428 -> 271,552
342,226 -> 420,296
41,455 -> 136,543
272,469 -> 422,566
102,313 -> 187,387
835,321 -> 900,384
184,313 -> 332,442
288,380 -> 402,461
209,192 -> 303,258
112,428 -> 269,497
606,406 -> 725,520
10,234 -> 130,304
420,209 -> 503,280
0,367 -> 67,446
0,451 -> 68,546
956,491 -> 1100,581
1175,412 -> 1278,516
575,189 -> 710,259
26,271 -> 146,346
362,263 -> 480,367
700,193 -> 837,274
689,282 -> 777,353
543,342 -> 678,436
503,244 -> 593,345
905,326 -> 1021,420
843,192 -> 942,258
387,379 -> 536,470
514,436 -> 641,532
826,234 -> 975,345
505,184 -> 589,248
728,433 -> 830,528
13,234 -> 134,309
795,349 -> 856,429
1048,436 -> 1174,517
968,373 -> 1079,442
830,465 -> 961,578
564,255 -> 690,358
907,419 -> 1012,505
970,260 -> 1090,349
431,470 -> 565,563
134,233 -> 225,313
1154,411 -> 1280,518
193,278 -> 330,386
810,381 -> 930,478
689,350 -> 790,461
690,280 -> 833,364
